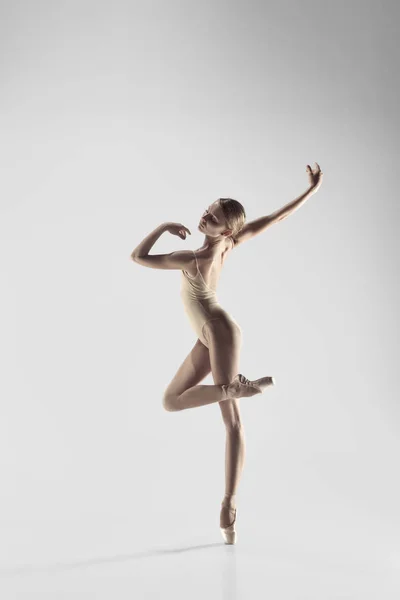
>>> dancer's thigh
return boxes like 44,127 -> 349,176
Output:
163,337 -> 211,400
203,318 -> 243,428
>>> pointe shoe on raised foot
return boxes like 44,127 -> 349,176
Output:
252,375 -> 276,392
227,373 -> 275,399
220,507 -> 237,545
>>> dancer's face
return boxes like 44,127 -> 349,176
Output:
198,200 -> 231,238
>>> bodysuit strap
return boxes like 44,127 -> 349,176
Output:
191,250 -> 214,292
192,250 -> 200,276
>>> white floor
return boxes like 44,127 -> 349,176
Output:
1,511 -> 399,599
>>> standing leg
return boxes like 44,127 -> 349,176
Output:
202,318 -> 245,530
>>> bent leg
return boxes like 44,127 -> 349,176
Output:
163,338 -> 212,412
164,375 -> 231,411
163,323 -> 236,412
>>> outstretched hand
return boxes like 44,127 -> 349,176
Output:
306,162 -> 324,191
165,222 -> 191,240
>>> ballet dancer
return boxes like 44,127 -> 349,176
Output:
130,163 -> 324,544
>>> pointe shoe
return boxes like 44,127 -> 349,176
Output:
252,375 -> 276,391
220,507 -> 237,545
227,373 -> 275,399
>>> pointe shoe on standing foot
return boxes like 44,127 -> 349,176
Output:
220,507 -> 237,545
224,373 -> 275,399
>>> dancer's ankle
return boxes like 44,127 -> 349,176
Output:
221,494 -> 236,509
221,383 -> 232,401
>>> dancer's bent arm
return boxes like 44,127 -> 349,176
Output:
130,223 -> 194,271
131,250 -> 195,271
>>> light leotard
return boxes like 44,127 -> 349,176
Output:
180,244 -> 240,348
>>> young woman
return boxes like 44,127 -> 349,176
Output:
131,163 -> 323,544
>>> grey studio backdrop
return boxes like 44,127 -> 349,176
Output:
0,0 -> 399,597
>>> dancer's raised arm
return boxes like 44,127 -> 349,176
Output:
233,163 -> 323,248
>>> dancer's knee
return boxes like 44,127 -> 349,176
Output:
219,399 -> 243,430
162,393 -> 180,412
